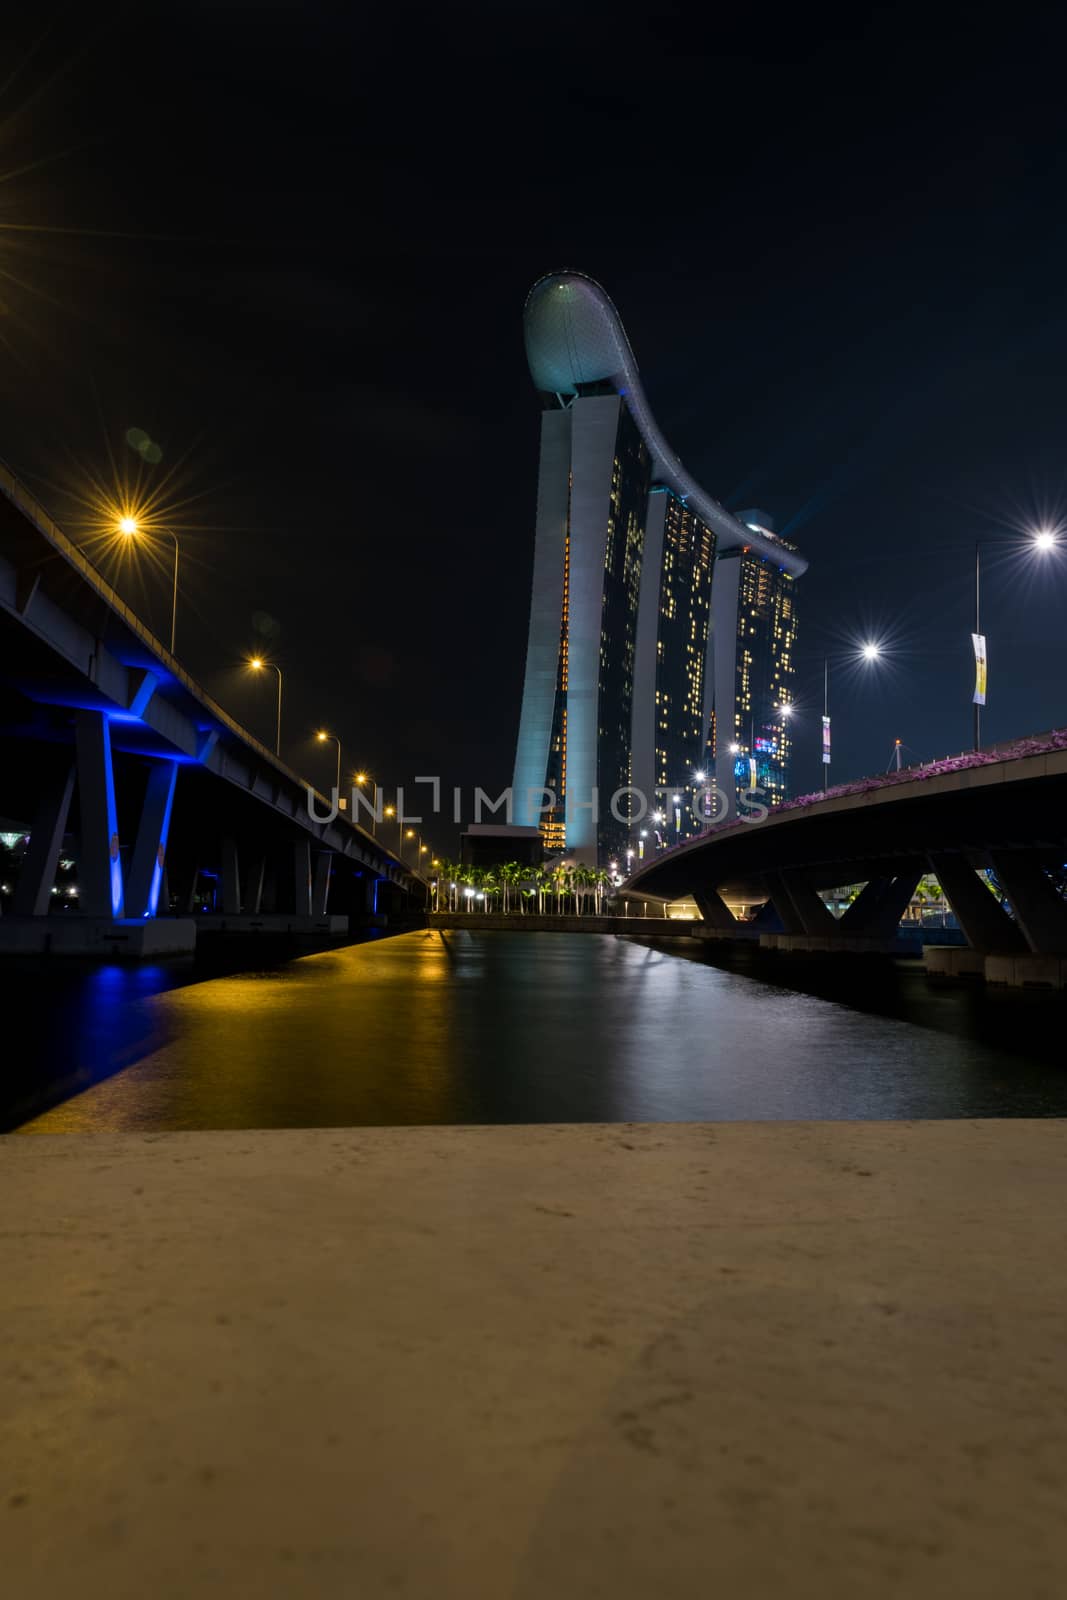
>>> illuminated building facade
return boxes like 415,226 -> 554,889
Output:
631,489 -> 716,841
513,391 -> 649,863
513,273 -> 807,865
708,510 -> 800,813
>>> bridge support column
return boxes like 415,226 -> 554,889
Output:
840,869 -> 922,942
764,873 -> 805,936
929,853 -> 1025,952
13,761 -> 75,916
75,710 -> 124,919
220,837 -> 241,915
692,886 -> 739,933
243,857 -> 265,916
126,762 -> 179,919
293,841 -> 312,917
312,851 -> 333,917
768,871 -> 837,937
989,852 -> 1067,955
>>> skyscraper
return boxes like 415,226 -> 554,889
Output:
513,273 -> 807,865
631,489 -> 717,843
708,511 -> 800,814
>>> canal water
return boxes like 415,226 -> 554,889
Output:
4,930 -> 1066,1132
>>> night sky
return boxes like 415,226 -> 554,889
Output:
3,4 -> 1067,843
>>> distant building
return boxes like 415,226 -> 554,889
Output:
631,489 -> 717,842
460,825 -> 543,870
512,273 -> 807,864
708,510 -> 800,813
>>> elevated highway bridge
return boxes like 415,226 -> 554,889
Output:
624,736 -> 1067,984
0,461 -> 422,954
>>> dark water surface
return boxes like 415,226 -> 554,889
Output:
5,929 -> 1067,1132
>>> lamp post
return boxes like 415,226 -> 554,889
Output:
819,641 -> 882,790
316,731 -> 342,797
972,529 -> 1057,750
119,516 -> 180,655
354,771 -> 378,836
249,657 -> 283,756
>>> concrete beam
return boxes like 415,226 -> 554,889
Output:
12,761 -> 75,916
928,853 -> 1025,953
990,852 -> 1067,956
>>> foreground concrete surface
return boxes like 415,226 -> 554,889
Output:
3,1122 -> 1066,1598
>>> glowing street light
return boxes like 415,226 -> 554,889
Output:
353,771 -> 379,836
316,731 -> 342,796
248,656 -> 282,756
972,530 -> 1058,749
819,643 -> 886,790
119,513 -> 180,655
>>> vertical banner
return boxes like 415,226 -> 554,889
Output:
747,757 -> 758,791
821,715 -> 831,765
972,632 -> 987,706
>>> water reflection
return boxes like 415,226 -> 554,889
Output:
9,930 -> 1067,1133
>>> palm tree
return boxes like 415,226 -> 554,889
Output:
499,861 -> 522,914
481,866 -> 499,914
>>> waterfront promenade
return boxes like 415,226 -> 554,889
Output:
4,1119 -> 1066,1597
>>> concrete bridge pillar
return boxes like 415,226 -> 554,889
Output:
989,852 -> 1067,955
312,851 -> 333,917
126,762 -> 179,919
929,853 -> 1025,953
74,710 -> 124,919
13,761 -> 75,916
243,857 -> 265,916
220,837 -> 241,915
692,886 -> 739,932
767,871 -> 837,938
293,840 -> 312,917
840,869 -> 922,942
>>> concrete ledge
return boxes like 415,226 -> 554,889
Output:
924,944 -> 987,978
759,931 -> 901,955
2,1122 -> 1067,1597
0,915 -> 196,956
194,913 -> 349,936
691,922 -> 760,943
429,912 -> 697,936
985,953 -> 1067,989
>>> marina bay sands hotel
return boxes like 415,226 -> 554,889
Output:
512,271 -> 809,867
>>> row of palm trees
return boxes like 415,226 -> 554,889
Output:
432,861 -> 616,916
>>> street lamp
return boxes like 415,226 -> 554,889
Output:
316,731 -> 342,796
119,514 -> 180,655
249,657 -> 283,756
972,530 -> 1057,749
353,771 -> 379,835
820,642 -> 883,790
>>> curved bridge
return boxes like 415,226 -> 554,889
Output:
623,736 -> 1067,968
524,271 -> 808,579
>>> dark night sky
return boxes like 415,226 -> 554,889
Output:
3,3 -> 1067,842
